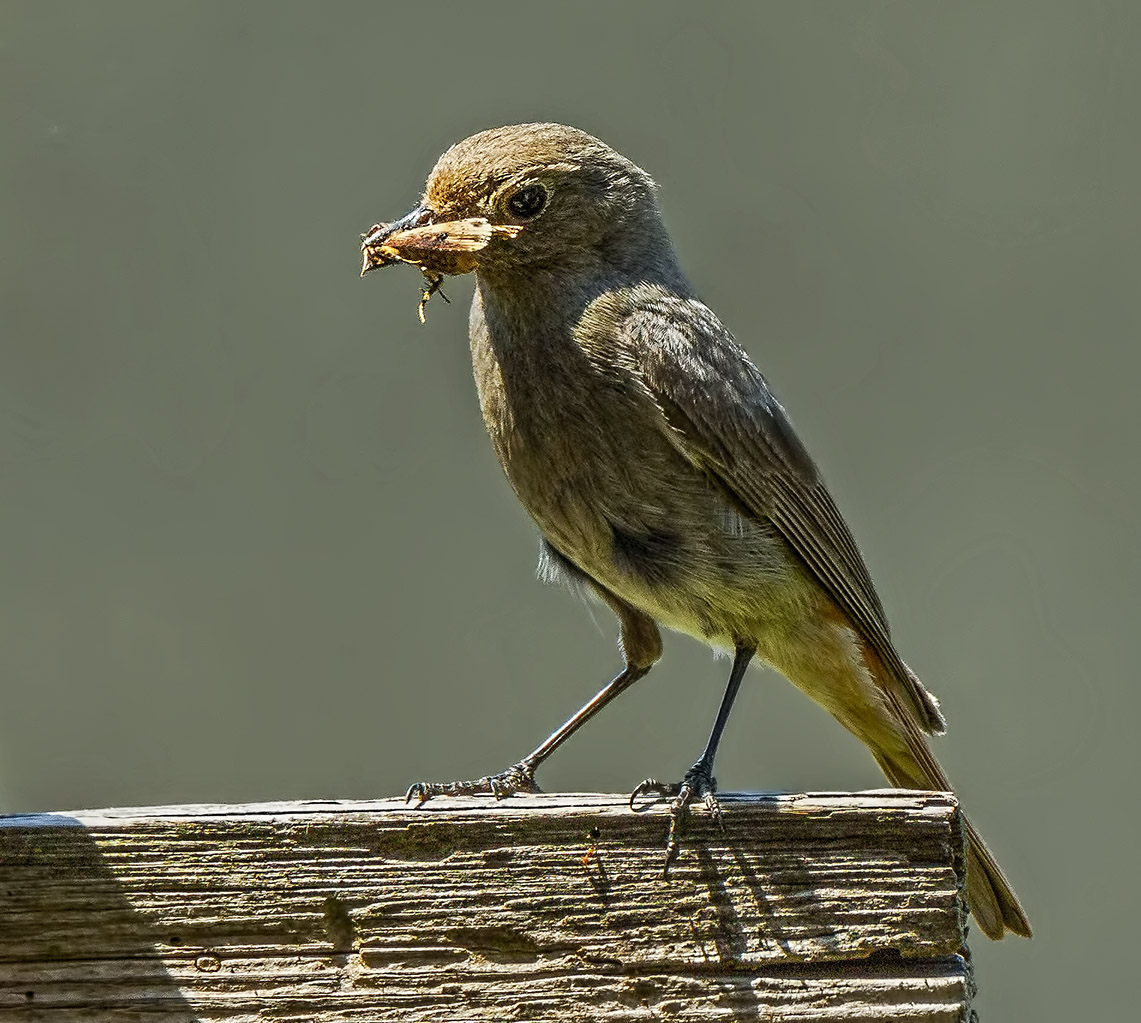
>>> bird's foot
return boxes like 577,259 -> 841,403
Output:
405,759 -> 541,805
629,762 -> 722,876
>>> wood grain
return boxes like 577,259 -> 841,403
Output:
0,791 -> 973,1021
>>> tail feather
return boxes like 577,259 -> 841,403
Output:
847,638 -> 1031,939
964,816 -> 1033,939
872,737 -> 1032,940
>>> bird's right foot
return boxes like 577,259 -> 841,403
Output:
405,760 -> 541,805
629,762 -> 722,875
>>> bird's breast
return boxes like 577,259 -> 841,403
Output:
469,301 -> 795,644
471,315 -> 674,561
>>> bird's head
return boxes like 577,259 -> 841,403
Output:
361,123 -> 663,306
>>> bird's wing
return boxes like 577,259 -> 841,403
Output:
589,287 -> 945,734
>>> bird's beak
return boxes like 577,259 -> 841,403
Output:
360,203 -> 435,262
360,203 -> 523,279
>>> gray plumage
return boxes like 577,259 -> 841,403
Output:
363,122 -> 1030,940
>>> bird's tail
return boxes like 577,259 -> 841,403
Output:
870,726 -> 1032,940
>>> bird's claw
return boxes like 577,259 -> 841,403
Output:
628,777 -> 677,809
405,760 -> 541,805
628,764 -> 721,876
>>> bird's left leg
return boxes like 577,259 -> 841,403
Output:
631,640 -> 755,873
406,589 -> 662,804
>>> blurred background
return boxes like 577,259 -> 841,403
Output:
3,2 -> 1138,1018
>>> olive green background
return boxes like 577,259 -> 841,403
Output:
3,2 -> 1137,1018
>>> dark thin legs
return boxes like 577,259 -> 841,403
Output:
695,640 -> 754,776
631,640 -> 756,873
406,663 -> 650,802
406,590 -> 662,804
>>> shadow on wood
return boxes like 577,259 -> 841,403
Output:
0,792 -> 974,1021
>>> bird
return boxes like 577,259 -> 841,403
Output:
360,122 -> 1031,940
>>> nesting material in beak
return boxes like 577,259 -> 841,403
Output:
360,218 -> 524,321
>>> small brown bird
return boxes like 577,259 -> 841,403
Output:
361,123 -> 1031,939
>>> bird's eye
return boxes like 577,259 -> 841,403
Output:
506,185 -> 547,220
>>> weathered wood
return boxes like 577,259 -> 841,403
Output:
0,791 -> 973,1021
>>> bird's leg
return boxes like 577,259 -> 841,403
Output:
405,662 -> 651,803
631,640 -> 755,874
407,595 -> 662,804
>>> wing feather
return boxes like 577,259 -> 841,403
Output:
602,288 -> 945,734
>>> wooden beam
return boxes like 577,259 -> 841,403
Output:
0,792 -> 972,1021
